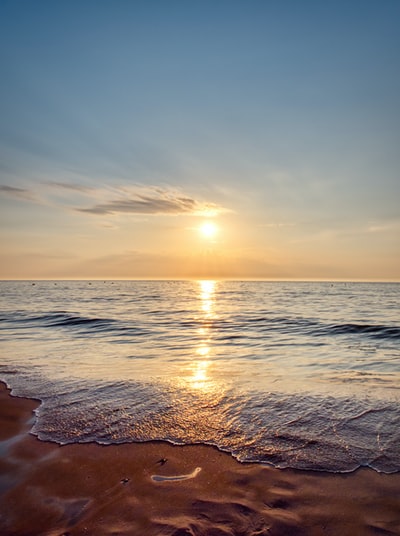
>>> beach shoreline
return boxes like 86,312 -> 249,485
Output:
0,381 -> 399,535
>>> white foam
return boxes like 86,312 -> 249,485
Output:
151,467 -> 202,482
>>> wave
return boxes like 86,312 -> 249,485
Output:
1,310 -> 399,342
46,314 -> 114,329
0,281 -> 399,474
228,314 -> 400,340
6,377 -> 397,474
323,323 -> 400,339
0,311 -> 115,329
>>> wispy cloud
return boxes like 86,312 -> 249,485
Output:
76,187 -> 227,217
259,222 -> 297,228
1,181 -> 228,219
0,185 -> 36,201
42,181 -> 94,193
367,219 -> 400,233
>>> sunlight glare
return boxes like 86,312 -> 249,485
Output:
199,280 -> 216,298
199,280 -> 216,318
190,360 -> 211,389
200,221 -> 218,239
196,345 -> 210,357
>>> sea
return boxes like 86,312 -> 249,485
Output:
0,280 -> 399,473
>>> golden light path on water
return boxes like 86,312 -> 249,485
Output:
186,280 -> 217,391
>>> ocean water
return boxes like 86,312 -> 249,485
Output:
0,280 -> 399,473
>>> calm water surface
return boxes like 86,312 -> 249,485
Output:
0,280 -> 399,472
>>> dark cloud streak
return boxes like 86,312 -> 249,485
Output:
77,192 -> 219,216
43,181 -> 94,193
0,185 -> 36,201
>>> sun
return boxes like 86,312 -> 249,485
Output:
200,221 -> 218,239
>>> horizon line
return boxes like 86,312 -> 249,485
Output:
1,278 -> 399,284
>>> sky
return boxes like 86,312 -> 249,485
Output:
0,0 -> 399,280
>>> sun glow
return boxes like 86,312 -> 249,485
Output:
199,221 -> 218,239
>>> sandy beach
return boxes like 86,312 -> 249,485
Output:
0,382 -> 399,535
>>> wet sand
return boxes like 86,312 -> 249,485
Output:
0,382 -> 399,535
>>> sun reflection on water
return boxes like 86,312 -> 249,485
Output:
200,280 -> 216,318
186,280 -> 218,391
196,344 -> 210,357
200,279 -> 216,297
190,360 -> 212,390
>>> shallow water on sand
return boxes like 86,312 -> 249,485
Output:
0,280 -> 399,472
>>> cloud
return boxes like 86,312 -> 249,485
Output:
0,185 -> 36,201
0,181 -> 228,219
42,181 -> 94,193
260,222 -> 297,228
367,219 -> 400,233
76,188 -> 226,217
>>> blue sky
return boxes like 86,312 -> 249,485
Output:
1,1 -> 399,279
